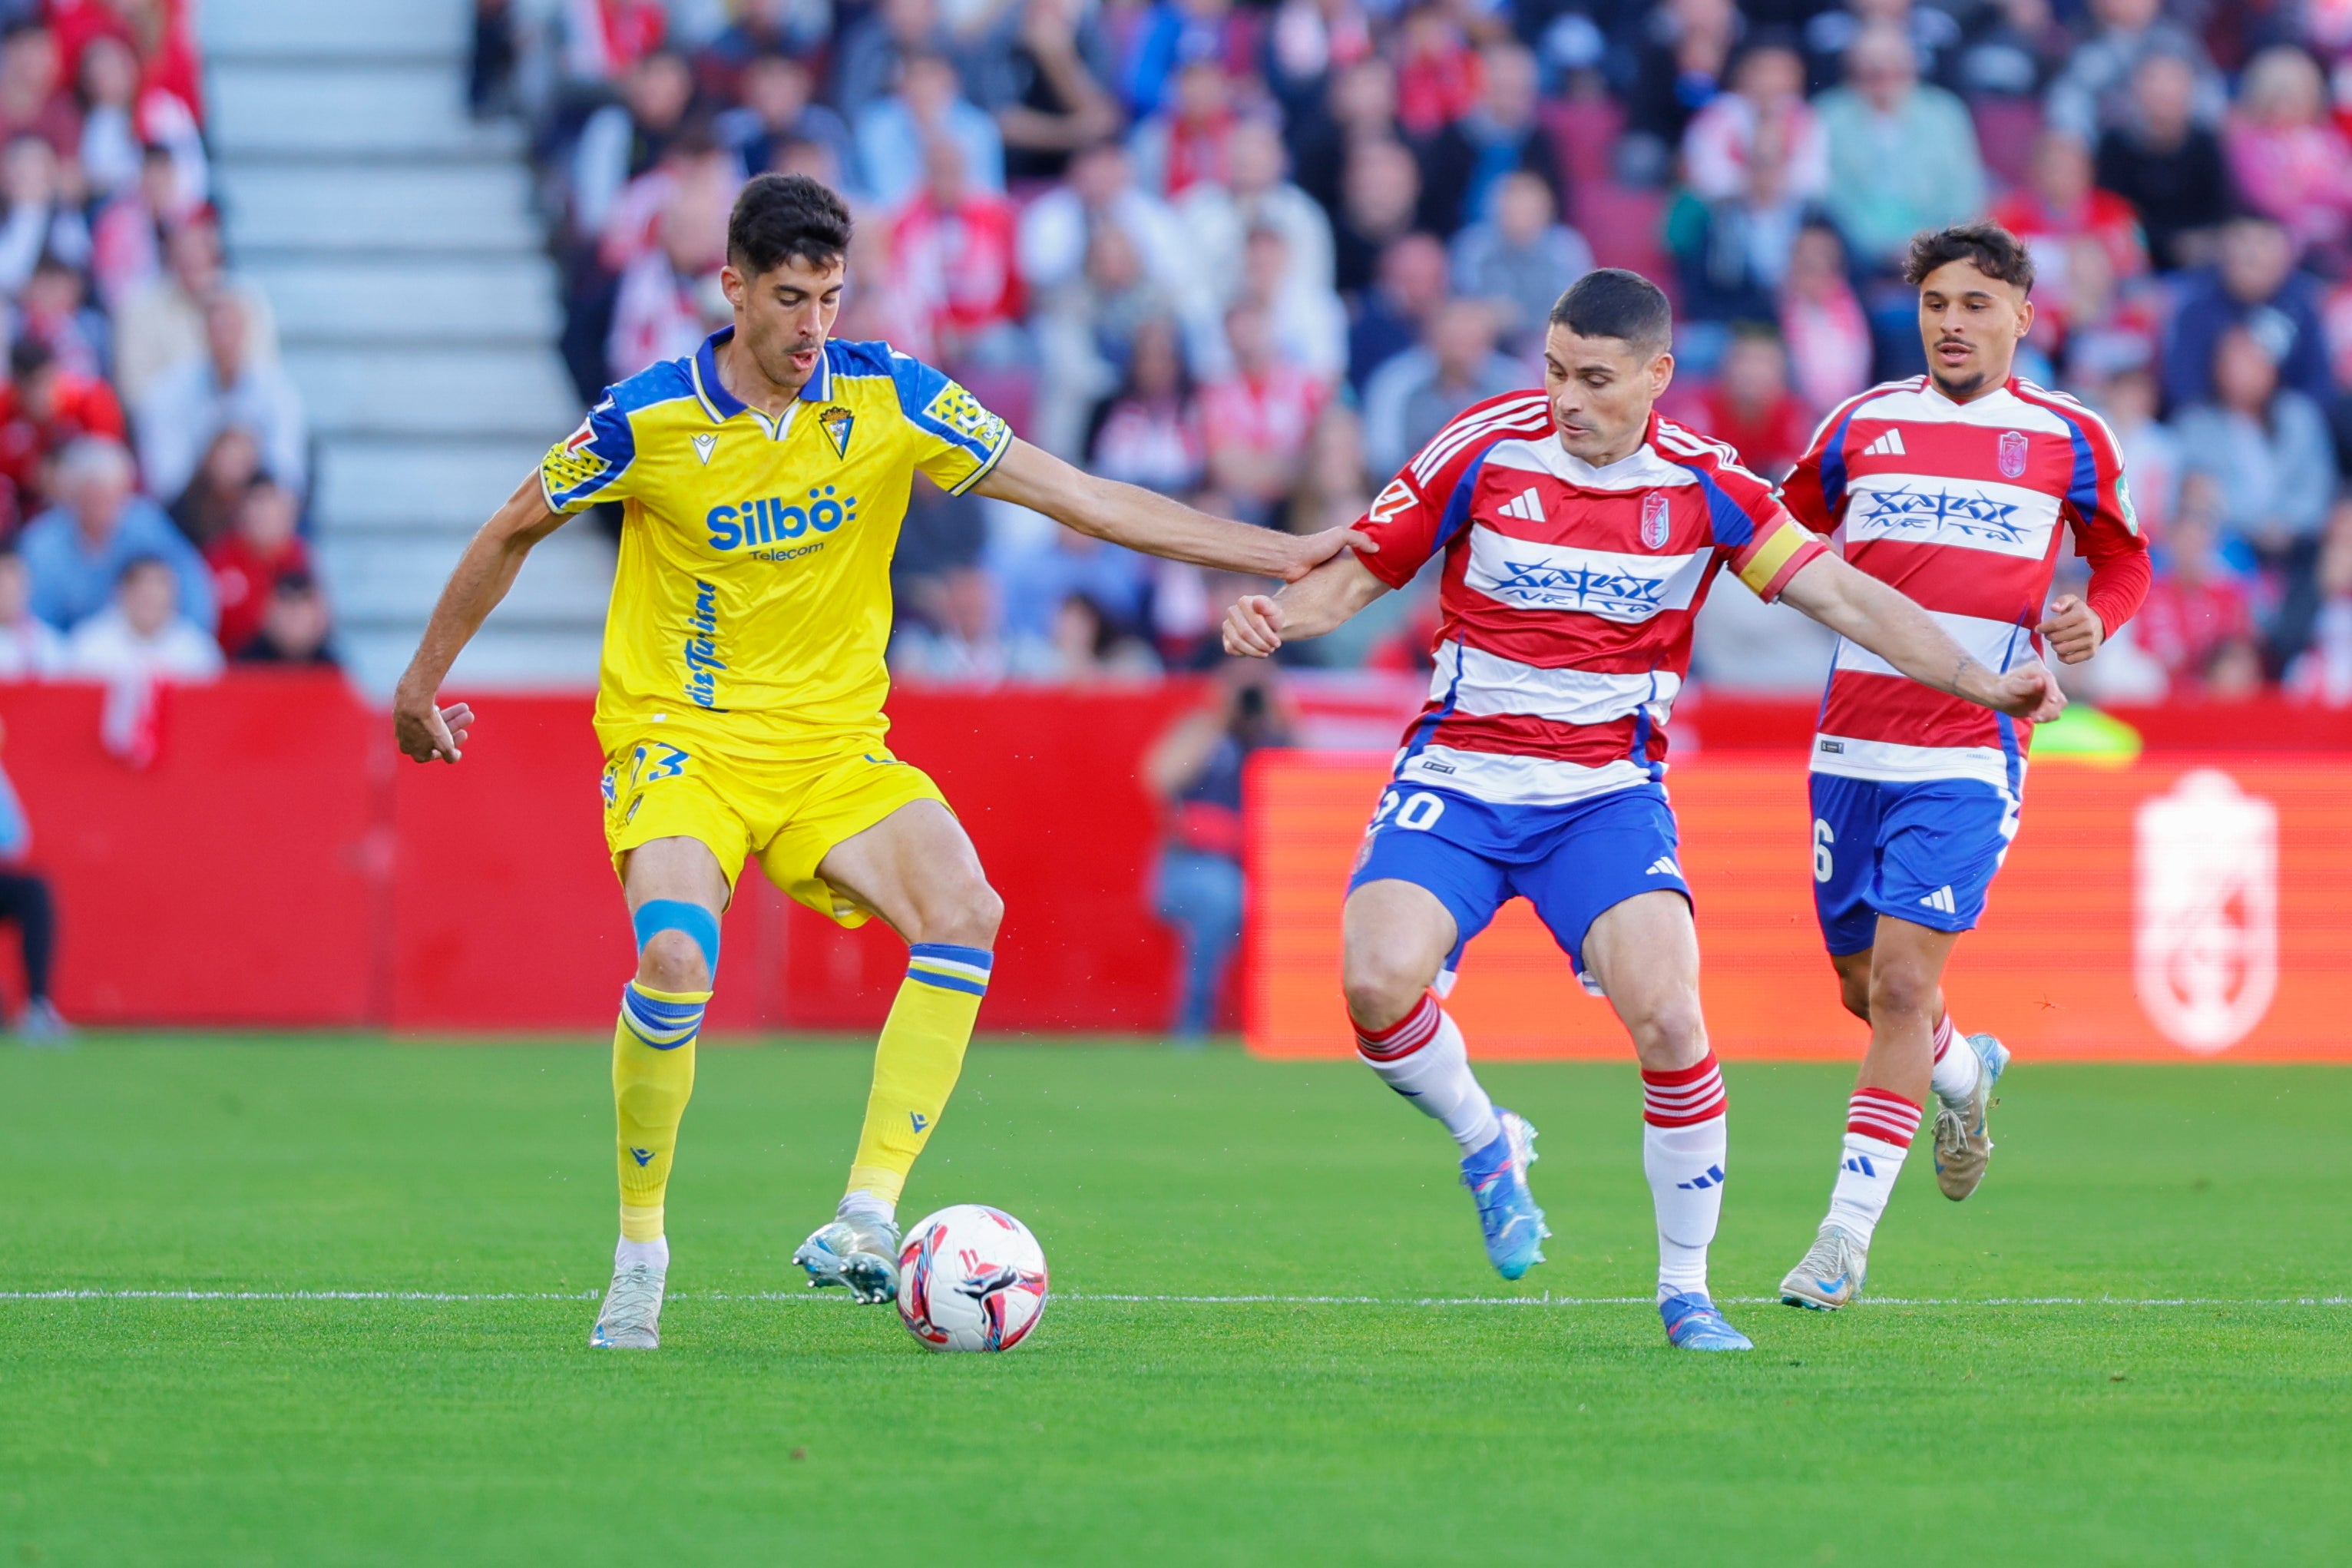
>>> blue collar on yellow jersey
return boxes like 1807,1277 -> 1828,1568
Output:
689,327 -> 836,424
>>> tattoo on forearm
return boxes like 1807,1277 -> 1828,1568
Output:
1947,657 -> 1984,698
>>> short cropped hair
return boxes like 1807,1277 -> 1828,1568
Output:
1904,223 -> 2035,293
727,173 -> 853,279
1548,268 -> 1673,357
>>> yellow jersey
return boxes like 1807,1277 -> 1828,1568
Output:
538,328 -> 1011,757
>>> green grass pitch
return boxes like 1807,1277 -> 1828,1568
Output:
2,1037 -> 2347,1566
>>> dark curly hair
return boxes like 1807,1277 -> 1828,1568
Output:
1904,223 -> 2035,293
726,173 -> 853,278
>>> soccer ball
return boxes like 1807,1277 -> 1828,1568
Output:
895,1204 -> 1050,1353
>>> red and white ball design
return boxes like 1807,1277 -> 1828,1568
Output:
895,1204 -> 1050,1353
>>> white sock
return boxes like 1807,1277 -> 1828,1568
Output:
1354,992 -> 1501,1153
839,1190 -> 896,1228
1824,1088 -> 1924,1247
1641,1054 -> 1728,1301
615,1234 -> 669,1272
1930,1013 -> 1981,1107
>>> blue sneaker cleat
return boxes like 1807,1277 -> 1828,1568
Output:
1460,1109 -> 1550,1280
1659,1290 -> 1754,1351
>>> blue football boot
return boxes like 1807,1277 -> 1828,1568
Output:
1659,1290 -> 1754,1351
1460,1110 -> 1549,1280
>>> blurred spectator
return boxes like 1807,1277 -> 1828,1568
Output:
2047,236 -> 2160,389
986,0 -> 1122,184
1281,402 -> 1372,538
716,54 -> 855,184
1685,35 -> 1824,208
0,338 -> 127,530
18,437 -> 211,630
1118,0 -> 1256,122
889,137 -> 1025,371
76,31 -> 203,207
995,521 -> 1153,647
1391,2 -> 1480,140
2046,0 -> 2222,147
1287,56 -> 1395,221
1955,0 -> 2072,106
206,475 -> 309,657
2287,502 -> 2352,703
88,141 -> 192,312
0,134 -> 90,296
1451,170 -> 1592,356
1348,230 -> 1448,393
0,23 -> 76,156
891,561 -> 1037,680
1778,221 -> 1872,414
571,50 -> 698,235
1029,221 -> 1180,456
1083,315 -> 1205,495
1130,58 -> 1244,200
1017,140 -> 1184,299
2091,364 -> 2177,541
61,551 -> 221,683
2174,325 -> 2334,665
2163,216 -> 2331,412
16,253 -> 111,380
0,712 -> 67,1042
2224,46 -> 2352,265
2094,49 -> 2231,273
1200,224 -> 1345,384
0,544 -> 60,677
231,569 -> 338,668
604,166 -> 730,380
889,473 -> 987,604
167,425 -> 260,551
1804,0 -> 1963,97
1816,25 -> 1986,271
554,0 -> 670,84
1414,42 -> 1564,238
1682,326 -> 1814,478
112,213 -> 279,409
1143,660 -> 1290,1039
1989,128 -> 2146,311
1043,591 -> 1159,680
857,48 -> 1004,210
1174,120 -> 1333,318
1361,297 -> 1522,483
1330,137 -> 1421,297
1200,300 -> 1329,518
2134,482 -> 2261,698
135,293 -> 308,504
697,1 -> 831,88
833,0 -> 946,123
1624,0 -> 1737,179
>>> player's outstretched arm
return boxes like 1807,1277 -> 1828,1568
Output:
392,473 -> 571,765
1777,551 -> 2066,723
1223,552 -> 1389,658
971,438 -> 1374,582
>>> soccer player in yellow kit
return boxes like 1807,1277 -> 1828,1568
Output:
391,175 -> 1361,1348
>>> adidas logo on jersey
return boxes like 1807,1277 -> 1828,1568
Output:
1919,885 -> 1958,915
1646,857 -> 1682,878
1497,486 -> 1547,523
1861,428 -> 1908,458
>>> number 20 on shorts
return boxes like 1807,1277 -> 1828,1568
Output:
1371,789 -> 1448,834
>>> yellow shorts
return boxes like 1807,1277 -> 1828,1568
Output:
600,736 -> 950,926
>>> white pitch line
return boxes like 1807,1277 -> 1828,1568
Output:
0,1289 -> 2345,1308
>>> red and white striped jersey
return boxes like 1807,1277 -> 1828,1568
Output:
1781,375 -> 2152,792
1355,393 -> 1828,806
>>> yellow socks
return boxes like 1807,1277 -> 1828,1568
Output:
613,981 -> 708,1239
846,944 -> 992,1206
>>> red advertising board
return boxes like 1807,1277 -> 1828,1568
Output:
1245,752 -> 2352,1062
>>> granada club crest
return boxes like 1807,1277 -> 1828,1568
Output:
1997,429 -> 2028,479
1640,491 -> 1671,549
2133,770 -> 2278,1054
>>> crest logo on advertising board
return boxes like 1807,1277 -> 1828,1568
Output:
1996,429 -> 2029,480
2133,770 -> 2278,1054
1640,491 -> 1671,549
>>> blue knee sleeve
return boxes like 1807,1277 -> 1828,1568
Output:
633,899 -> 721,977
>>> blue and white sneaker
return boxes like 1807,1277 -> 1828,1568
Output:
1659,1290 -> 1753,1351
1779,1222 -> 1867,1311
1460,1109 -> 1549,1281
1933,1032 -> 2011,1202
793,1212 -> 902,1304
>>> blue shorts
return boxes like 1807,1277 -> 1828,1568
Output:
1348,782 -> 1690,994
1809,772 -> 2020,956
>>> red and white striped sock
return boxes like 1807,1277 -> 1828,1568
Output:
1825,1087 -> 1923,1247
1641,1054 -> 1728,1299
1354,992 -> 1500,1153
1929,1011 -> 1982,1107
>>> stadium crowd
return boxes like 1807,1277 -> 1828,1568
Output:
0,0 -> 332,693
483,0 -> 2352,705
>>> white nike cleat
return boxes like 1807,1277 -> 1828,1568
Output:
1933,1032 -> 2010,1201
793,1213 -> 901,1304
590,1260 -> 666,1348
1779,1222 -> 1869,1312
